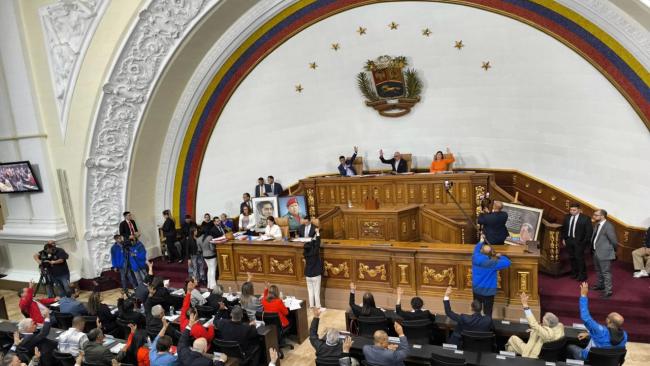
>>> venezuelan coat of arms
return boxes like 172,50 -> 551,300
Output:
357,55 -> 422,117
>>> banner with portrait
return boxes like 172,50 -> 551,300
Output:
501,202 -> 544,245
252,197 -> 278,232
279,196 -> 307,232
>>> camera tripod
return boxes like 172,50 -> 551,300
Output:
34,269 -> 56,297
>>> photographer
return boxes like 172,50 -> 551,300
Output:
477,200 -> 509,245
128,237 -> 148,286
111,235 -> 138,292
33,241 -> 70,298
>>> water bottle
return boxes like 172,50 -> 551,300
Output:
170,306 -> 175,316
140,303 -> 145,314
279,291 -> 284,299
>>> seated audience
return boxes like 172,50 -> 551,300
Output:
338,146 -> 359,177
298,216 -> 316,238
216,306 -> 260,365
179,313 -> 227,366
148,275 -> 174,314
429,147 -> 455,173
219,213 -> 234,232
632,226 -> 650,278
180,280 -> 215,344
240,192 -> 253,214
58,286 -> 87,316
86,291 -> 117,334
117,296 -> 146,328
379,149 -> 408,173
149,318 -> 177,366
135,260 -> 155,304
443,286 -> 493,346
238,205 -> 256,234
57,316 -> 88,356
349,282 -> 384,317
309,307 -> 342,363
146,304 -> 167,341
83,328 -> 113,366
506,292 -> 564,358
567,282 -> 627,360
240,272 -> 261,321
395,286 -> 434,321
263,216 -> 282,240
16,309 -> 54,363
362,321 -> 409,366
206,283 -> 225,309
185,277 -> 206,307
116,324 -> 150,366
262,283 -> 290,329
18,280 -> 57,325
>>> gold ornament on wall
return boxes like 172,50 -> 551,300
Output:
422,28 -> 432,37
422,266 -> 455,285
454,40 -> 464,50
388,21 -> 399,30
357,26 -> 367,35
295,84 -> 303,93
324,261 -> 350,278
331,43 -> 340,51
481,61 -> 492,71
309,62 -> 317,69
358,263 -> 387,280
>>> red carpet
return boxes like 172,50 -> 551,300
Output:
539,259 -> 650,342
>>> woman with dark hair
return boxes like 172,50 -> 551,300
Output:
117,296 -> 146,328
261,282 -> 290,328
117,324 -> 150,366
263,216 -> 282,240
199,213 -> 213,233
180,279 -> 215,344
238,205 -> 255,235
147,275 -> 173,314
240,272 -> 261,321
85,291 -> 117,334
349,282 -> 384,317
429,147 -> 455,173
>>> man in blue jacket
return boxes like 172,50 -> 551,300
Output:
567,282 -> 627,360
129,238 -> 148,286
111,234 -> 138,292
472,240 -> 511,317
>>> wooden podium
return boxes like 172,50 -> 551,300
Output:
319,204 -> 420,241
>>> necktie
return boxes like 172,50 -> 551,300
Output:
127,220 -> 135,236
569,216 -> 576,238
592,223 -> 601,249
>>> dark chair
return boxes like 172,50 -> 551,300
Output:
212,338 -> 258,365
52,311 -> 74,330
316,358 -> 342,366
256,311 -> 294,351
115,317 -> 132,339
357,315 -> 389,338
402,318 -> 434,345
196,305 -> 216,319
52,350 -> 76,366
538,337 -> 566,362
431,351 -> 467,366
586,347 -> 627,366
81,315 -> 98,333
460,330 -> 495,352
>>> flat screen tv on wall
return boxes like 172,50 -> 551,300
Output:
0,161 -> 42,193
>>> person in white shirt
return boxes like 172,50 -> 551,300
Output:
57,316 -> 88,356
264,216 -> 282,240
238,205 -> 256,234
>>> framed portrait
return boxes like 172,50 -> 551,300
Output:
278,196 -> 307,231
501,202 -> 544,245
252,196 -> 278,232
0,161 -> 42,193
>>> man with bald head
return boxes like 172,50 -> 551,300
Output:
179,312 -> 227,365
590,209 -> 618,298
506,292 -> 564,358
379,149 -> 408,173
567,282 -> 627,360
362,321 -> 409,366
478,200 -> 509,245
472,239 -> 511,317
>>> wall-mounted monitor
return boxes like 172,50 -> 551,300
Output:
0,161 -> 42,193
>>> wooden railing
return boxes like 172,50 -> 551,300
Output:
420,205 -> 471,244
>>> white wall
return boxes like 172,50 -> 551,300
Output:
196,2 -> 650,227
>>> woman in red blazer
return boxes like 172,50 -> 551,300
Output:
261,284 -> 290,328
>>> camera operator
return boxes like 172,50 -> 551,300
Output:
128,236 -> 148,286
477,200 -> 509,245
111,234 -> 138,293
33,241 -> 71,298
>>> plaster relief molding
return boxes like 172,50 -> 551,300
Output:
155,0 -> 289,217
84,0 -> 218,277
39,0 -> 109,137
557,0 -> 650,69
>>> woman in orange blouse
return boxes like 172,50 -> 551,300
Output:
429,147 -> 455,173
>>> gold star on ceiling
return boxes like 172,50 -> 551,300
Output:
331,43 -> 340,51
295,84 -> 303,93
454,40 -> 464,50
422,28 -> 432,37
388,21 -> 399,30
481,61 -> 492,71
309,62 -> 317,70
357,26 -> 367,35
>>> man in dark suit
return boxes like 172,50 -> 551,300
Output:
215,306 -> 260,365
338,146 -> 358,176
83,328 -> 114,366
240,192 -> 253,214
161,209 -> 181,263
395,286 -> 434,321
477,201 -> 509,245
562,202 -> 593,281
298,216 -> 316,238
379,149 -> 408,173
267,175 -> 283,196
119,211 -> 139,242
16,309 -> 56,365
254,177 -> 270,197
443,286 -> 493,346
591,209 -> 618,298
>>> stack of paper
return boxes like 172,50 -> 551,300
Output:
203,316 -> 215,328
164,314 -> 180,322
283,297 -> 303,311
110,343 -> 124,354
171,288 -> 185,296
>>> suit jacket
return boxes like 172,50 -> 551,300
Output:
83,341 -> 114,366
162,217 -> 176,239
362,335 -> 409,366
379,156 -> 408,173
215,319 -> 259,353
268,182 -> 283,196
119,219 -> 139,240
477,211 -> 509,245
592,220 -> 618,261
349,292 -> 385,317
254,184 -> 271,197
518,309 -> 565,358
309,317 -> 342,361
338,153 -> 357,176
178,328 -> 224,366
562,213 -> 593,245
240,200 -> 253,214
298,223 -> 316,238
443,299 -> 493,346
395,304 -> 435,322
18,319 -> 54,360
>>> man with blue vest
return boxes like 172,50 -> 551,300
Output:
567,282 -> 627,360
111,234 -> 138,292
472,239 -> 511,317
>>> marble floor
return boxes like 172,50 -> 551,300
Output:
1,289 -> 648,366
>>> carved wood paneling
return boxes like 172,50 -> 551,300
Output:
324,259 -> 350,278
269,256 -> 294,275
357,260 -> 390,282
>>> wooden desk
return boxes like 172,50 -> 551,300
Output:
320,204 -> 421,241
217,239 -> 540,319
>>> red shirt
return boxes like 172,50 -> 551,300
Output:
261,288 -> 290,328
179,292 -> 215,343
18,288 -> 57,324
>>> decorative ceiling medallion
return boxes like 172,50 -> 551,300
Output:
454,40 -> 464,50
331,43 -> 340,51
356,55 -> 422,117
357,26 -> 367,35
482,61 -> 492,70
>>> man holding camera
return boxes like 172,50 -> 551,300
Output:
33,241 -> 70,298
111,234 -> 138,292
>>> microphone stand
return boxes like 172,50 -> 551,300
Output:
444,185 -> 482,242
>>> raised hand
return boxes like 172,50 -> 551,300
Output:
269,348 -> 278,363
353,146 -> 358,153
379,149 -> 384,157
349,282 -> 356,292
13,331 -> 20,345
520,292 -> 529,307
577,332 -> 589,340
28,280 -> 34,289
394,321 -> 404,336
189,312 -> 199,328
343,336 -> 353,353
128,323 -> 137,333
312,307 -> 321,318
445,286 -> 453,298
580,282 -> 589,297
33,347 -> 41,359
396,287 -> 403,297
